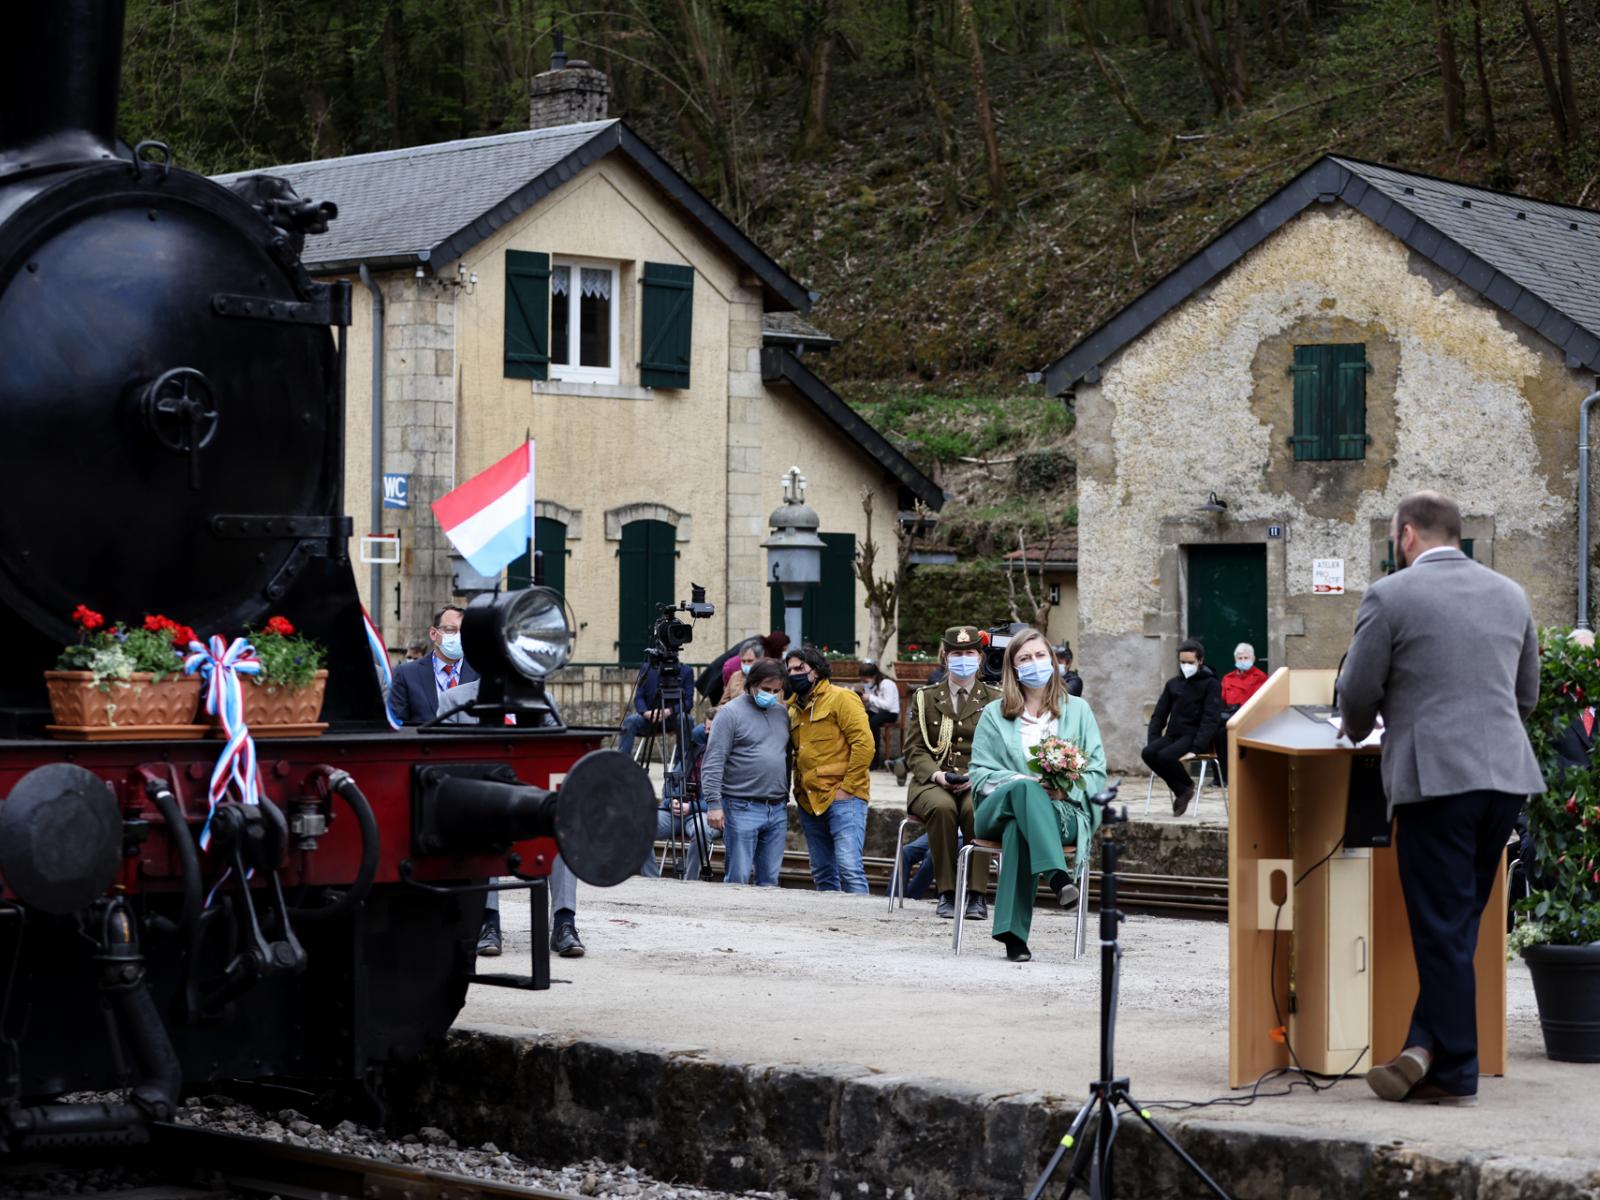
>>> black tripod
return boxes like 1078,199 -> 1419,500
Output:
633,651 -> 711,881
1026,782 -> 1233,1200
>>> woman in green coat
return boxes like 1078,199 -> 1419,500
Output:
968,627 -> 1107,961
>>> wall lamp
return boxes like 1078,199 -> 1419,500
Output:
1197,491 -> 1229,514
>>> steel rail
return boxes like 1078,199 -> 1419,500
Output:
145,1123 -> 584,1200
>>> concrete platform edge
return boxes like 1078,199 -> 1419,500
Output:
386,1027 -> 1600,1200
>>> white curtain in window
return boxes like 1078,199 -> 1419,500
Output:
550,265 -> 570,295
580,267 -> 612,300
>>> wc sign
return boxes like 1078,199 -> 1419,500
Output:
382,473 -> 410,510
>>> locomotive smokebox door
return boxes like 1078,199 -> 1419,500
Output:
0,763 -> 121,914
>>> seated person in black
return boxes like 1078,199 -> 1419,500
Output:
1054,642 -> 1083,697
1141,638 -> 1223,817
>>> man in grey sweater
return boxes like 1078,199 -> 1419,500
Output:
703,658 -> 792,886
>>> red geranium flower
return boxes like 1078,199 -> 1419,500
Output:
143,614 -> 176,634
264,615 -> 295,637
1567,796 -> 1580,815
170,624 -> 197,649
72,604 -> 104,631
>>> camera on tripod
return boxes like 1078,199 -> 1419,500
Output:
649,584 -> 716,657
983,621 -> 1027,683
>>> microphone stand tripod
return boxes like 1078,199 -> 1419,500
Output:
1026,783 -> 1233,1200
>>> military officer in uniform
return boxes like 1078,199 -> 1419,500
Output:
904,625 -> 1001,920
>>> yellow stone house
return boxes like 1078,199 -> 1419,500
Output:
216,61 -> 942,693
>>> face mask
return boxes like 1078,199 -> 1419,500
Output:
1179,662 -> 1199,679
787,672 -> 814,699
741,661 -> 754,675
438,633 -> 463,661
1058,664 -> 1072,678
1235,659 -> 1254,673
947,653 -> 980,679
753,690 -> 780,710
1016,660 -> 1054,689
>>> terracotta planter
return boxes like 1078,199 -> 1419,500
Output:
827,659 -> 863,680
895,661 -> 938,683
234,670 -> 329,738
45,670 -> 205,739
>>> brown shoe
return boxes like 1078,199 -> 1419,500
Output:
1171,788 -> 1195,817
1366,1046 -> 1431,1102
1405,1081 -> 1478,1107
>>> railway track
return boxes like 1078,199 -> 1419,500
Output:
136,1122 -> 585,1199
654,844 -> 1229,917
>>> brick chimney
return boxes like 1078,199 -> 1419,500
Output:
528,30 -> 609,129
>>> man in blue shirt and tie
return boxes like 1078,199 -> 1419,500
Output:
389,605 -> 480,725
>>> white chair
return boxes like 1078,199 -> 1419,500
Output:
1143,752 -> 1227,817
886,812 -> 926,912
952,839 -> 1089,958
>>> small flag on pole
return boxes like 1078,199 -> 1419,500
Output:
432,440 -> 536,577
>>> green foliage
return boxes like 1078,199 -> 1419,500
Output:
899,559 -> 1015,648
1014,448 -> 1074,492
249,629 -> 327,691
57,621 -> 186,687
1516,628 -> 1600,947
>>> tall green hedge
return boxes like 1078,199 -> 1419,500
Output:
898,560 -> 1016,650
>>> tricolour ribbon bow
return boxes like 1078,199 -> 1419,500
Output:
184,635 -> 262,851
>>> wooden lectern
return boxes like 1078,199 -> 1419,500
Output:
1225,668 -> 1507,1088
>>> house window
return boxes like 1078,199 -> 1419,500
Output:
508,516 -> 568,596
1289,344 -> 1368,462
550,260 -> 619,384
1382,538 -> 1474,575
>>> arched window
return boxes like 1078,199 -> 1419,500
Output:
508,516 -> 567,595
617,518 -> 677,664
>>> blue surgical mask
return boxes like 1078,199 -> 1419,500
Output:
438,633 -> 463,661
947,653 -> 980,679
753,690 -> 779,710
741,661 -> 754,675
1016,660 -> 1054,689
1235,658 -> 1254,673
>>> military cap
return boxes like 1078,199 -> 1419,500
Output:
941,625 -> 983,651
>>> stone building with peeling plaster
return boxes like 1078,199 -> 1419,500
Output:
215,56 -> 942,680
1041,157 -> 1600,770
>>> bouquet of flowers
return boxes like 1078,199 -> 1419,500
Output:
1028,734 -> 1087,794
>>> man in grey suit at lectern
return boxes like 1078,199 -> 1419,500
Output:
1337,490 -> 1544,1106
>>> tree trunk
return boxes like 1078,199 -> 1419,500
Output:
1074,0 -> 1156,131
911,0 -> 961,219
1469,0 -> 1498,155
1143,0 -> 1170,41
1554,0 -> 1579,144
956,0 -> 1009,210
798,0 -> 837,155
1225,0 -> 1249,104
1173,0 -> 1231,112
1520,0 -> 1570,146
381,0 -> 404,138
1432,0 -> 1465,143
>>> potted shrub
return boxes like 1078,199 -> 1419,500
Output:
234,615 -> 328,736
894,642 -> 939,683
45,607 -> 203,738
1513,626 -> 1600,1062
821,647 -> 862,680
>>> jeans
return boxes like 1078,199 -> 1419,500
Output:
797,796 -> 869,894
900,833 -> 937,900
641,809 -> 715,880
617,712 -> 665,758
722,799 -> 789,886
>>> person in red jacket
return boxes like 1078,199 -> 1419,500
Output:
1215,643 -> 1267,780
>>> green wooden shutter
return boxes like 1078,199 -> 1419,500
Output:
1332,345 -> 1369,461
617,519 -> 676,664
504,250 -> 550,380
508,516 -> 567,595
766,532 -> 857,651
1289,347 -> 1324,461
639,262 -> 694,389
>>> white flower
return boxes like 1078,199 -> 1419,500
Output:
1570,629 -> 1596,649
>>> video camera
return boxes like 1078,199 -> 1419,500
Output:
649,584 -> 716,658
983,621 -> 1028,684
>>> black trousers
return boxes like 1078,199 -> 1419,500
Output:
1394,790 -> 1522,1095
1141,734 -> 1198,795
867,709 -> 898,766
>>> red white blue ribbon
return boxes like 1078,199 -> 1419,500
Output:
361,607 -> 401,730
184,635 -> 262,851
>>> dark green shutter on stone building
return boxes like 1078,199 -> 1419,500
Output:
639,263 -> 694,389
617,519 -> 677,664
504,250 -> 550,380
769,532 -> 857,653
507,517 -> 567,595
1289,344 -> 1368,462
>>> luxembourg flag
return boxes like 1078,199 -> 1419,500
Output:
432,440 -> 536,577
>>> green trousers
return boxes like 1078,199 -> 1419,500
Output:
974,777 -> 1071,946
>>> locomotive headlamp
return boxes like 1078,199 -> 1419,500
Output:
462,586 -> 575,682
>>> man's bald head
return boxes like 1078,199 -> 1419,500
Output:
1391,490 -> 1462,569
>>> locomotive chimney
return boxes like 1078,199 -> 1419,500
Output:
0,0 -> 126,169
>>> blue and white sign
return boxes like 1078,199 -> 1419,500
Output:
382,473 -> 410,509
1267,525 -> 1283,539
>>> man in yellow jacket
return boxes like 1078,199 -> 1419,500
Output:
786,646 -> 875,893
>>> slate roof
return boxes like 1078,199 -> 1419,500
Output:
1041,156 -> 1600,394
212,120 -> 810,311
1002,530 -> 1078,569
760,348 -> 945,511
761,311 -> 837,349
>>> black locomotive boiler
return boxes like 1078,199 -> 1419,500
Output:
0,0 -> 653,1150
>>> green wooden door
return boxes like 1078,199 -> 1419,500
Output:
1186,545 -> 1268,672
618,519 -> 676,664
507,517 -> 567,595
769,532 -> 857,652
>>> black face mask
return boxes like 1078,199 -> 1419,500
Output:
786,672 -> 814,699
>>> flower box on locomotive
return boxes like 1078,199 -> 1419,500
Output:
45,607 -> 205,739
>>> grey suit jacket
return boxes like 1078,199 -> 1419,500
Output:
1337,548 -> 1543,812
